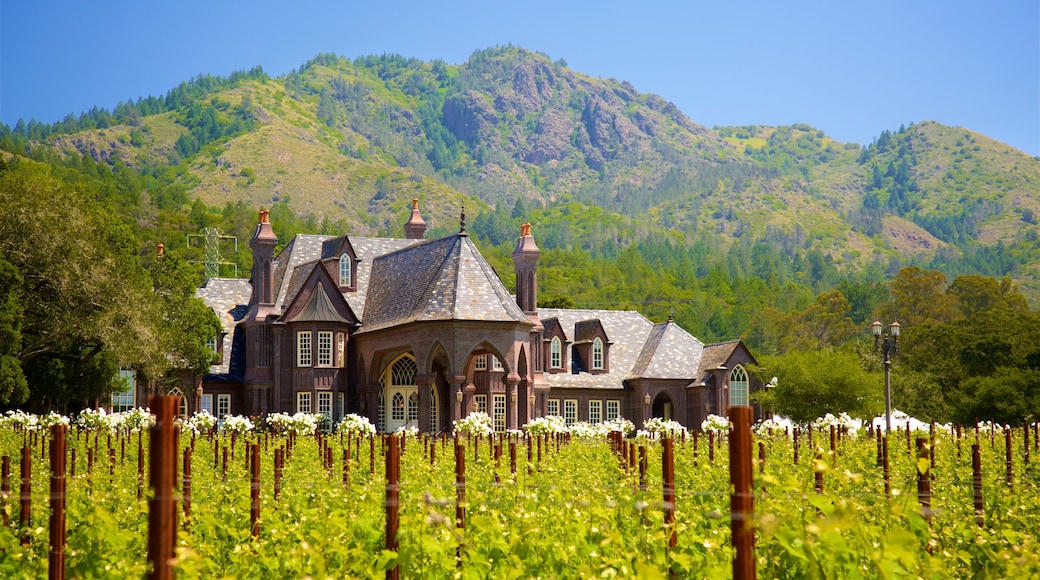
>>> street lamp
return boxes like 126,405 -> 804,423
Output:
872,320 -> 901,434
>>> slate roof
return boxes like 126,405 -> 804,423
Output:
287,284 -> 350,323
273,235 -> 416,317
359,234 -> 532,333
536,309 -> 656,390
688,340 -> 743,387
629,321 -> 704,380
195,278 -> 252,376
573,319 -> 605,344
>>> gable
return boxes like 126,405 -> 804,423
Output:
282,262 -> 359,325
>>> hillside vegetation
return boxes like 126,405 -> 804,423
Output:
1,46 -> 1038,337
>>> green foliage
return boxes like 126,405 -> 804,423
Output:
750,346 -> 883,422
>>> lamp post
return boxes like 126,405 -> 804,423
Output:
872,320 -> 901,434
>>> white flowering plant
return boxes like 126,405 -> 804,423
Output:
602,417 -> 635,436
395,425 -> 419,438
523,415 -> 567,435
336,413 -> 377,437
113,408 -> 155,432
189,410 -> 218,434
268,412 -> 322,436
644,417 -> 688,439
453,412 -> 493,437
75,408 -> 112,431
700,414 -> 732,435
3,410 -> 41,430
221,414 -> 254,434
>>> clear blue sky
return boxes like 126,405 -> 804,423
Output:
2,0 -> 1037,155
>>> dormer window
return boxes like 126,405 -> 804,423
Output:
491,356 -> 504,371
550,337 -> 562,369
339,254 -> 352,287
592,338 -> 604,370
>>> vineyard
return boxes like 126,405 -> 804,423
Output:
0,405 -> 1038,579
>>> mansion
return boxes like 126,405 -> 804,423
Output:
186,201 -> 762,432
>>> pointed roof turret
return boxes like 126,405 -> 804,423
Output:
512,222 -> 540,314
404,198 -> 428,240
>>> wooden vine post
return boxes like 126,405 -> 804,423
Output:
1,455 -> 9,526
972,443 -> 984,527
916,438 -> 931,523
250,443 -> 261,538
385,436 -> 401,580
455,443 -> 466,567
49,423 -> 67,580
147,395 -> 179,580
729,406 -> 756,580
20,446 -> 31,545
662,438 -> 676,559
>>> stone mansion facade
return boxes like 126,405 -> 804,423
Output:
184,201 -> 762,432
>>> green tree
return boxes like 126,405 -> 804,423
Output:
0,254 -> 28,404
150,252 -> 223,382
750,346 -> 883,423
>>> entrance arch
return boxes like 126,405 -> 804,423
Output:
651,392 -> 673,422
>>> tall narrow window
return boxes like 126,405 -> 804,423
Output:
592,338 -> 604,370
318,392 -> 332,421
730,365 -> 749,407
297,331 -> 312,367
491,356 -> 503,371
474,394 -> 488,415
550,337 -> 562,369
547,399 -> 560,417
317,331 -> 333,366
474,354 -> 487,371
563,399 -> 577,425
217,394 -> 231,419
589,400 -> 602,424
606,400 -> 620,422
429,386 -> 438,431
391,392 -> 405,421
336,333 -> 346,368
297,392 -> 312,414
339,254 -> 352,287
407,392 -> 419,423
493,394 -> 506,432
338,392 -> 345,419
112,370 -> 136,413
378,382 -> 386,432
200,394 -> 214,415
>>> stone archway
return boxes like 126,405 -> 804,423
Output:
651,392 -> 674,422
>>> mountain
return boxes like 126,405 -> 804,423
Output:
5,46 -> 1040,309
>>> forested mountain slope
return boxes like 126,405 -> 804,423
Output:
2,46 -> 1038,324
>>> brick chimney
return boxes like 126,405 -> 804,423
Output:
404,198 -> 428,240
512,222 -> 540,314
249,208 -> 278,306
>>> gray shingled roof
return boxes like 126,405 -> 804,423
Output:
359,234 -> 532,333
287,284 -> 350,323
196,278 -> 252,375
629,321 -> 704,380
537,308 -> 656,390
272,235 -> 326,313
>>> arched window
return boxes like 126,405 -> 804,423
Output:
378,380 -> 386,432
550,337 -> 562,368
592,338 -> 604,370
168,387 -> 188,419
730,365 -> 749,407
429,386 -> 438,431
391,392 -> 405,421
391,357 -> 417,386
339,254 -> 352,287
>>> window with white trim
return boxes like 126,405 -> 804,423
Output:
169,387 -> 188,419
606,400 -> 620,422
297,391 -> 312,414
592,338 -> 604,370
338,392 -> 345,419
200,394 -> 214,415
429,386 -> 438,431
474,394 -> 487,415
408,392 -> 419,423
317,331 -> 333,367
206,336 -> 218,357
547,398 -> 560,417
564,399 -> 577,425
112,370 -> 136,413
730,365 -> 749,407
493,394 -> 506,432
339,254 -> 352,287
550,337 -> 562,369
474,354 -> 487,371
378,382 -> 385,431
318,391 -> 332,421
217,394 -> 231,419
391,392 -> 405,421
491,356 -> 503,371
336,333 -> 346,368
297,331 -> 311,367
589,400 -> 602,424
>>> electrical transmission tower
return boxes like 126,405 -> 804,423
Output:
187,228 -> 238,279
